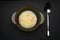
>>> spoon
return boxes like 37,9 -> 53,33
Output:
44,2 -> 51,36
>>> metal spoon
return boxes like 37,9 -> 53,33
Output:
44,2 -> 51,36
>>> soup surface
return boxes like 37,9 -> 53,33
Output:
18,10 -> 37,28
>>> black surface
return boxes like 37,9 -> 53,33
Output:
0,0 -> 60,40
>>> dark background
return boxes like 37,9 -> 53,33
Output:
0,0 -> 60,40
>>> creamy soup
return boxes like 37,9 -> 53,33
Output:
18,10 -> 37,29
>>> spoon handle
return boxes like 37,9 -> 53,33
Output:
47,13 -> 50,36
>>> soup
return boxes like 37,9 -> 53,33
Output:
18,10 -> 37,29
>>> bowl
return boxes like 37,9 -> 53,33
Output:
11,6 -> 44,31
